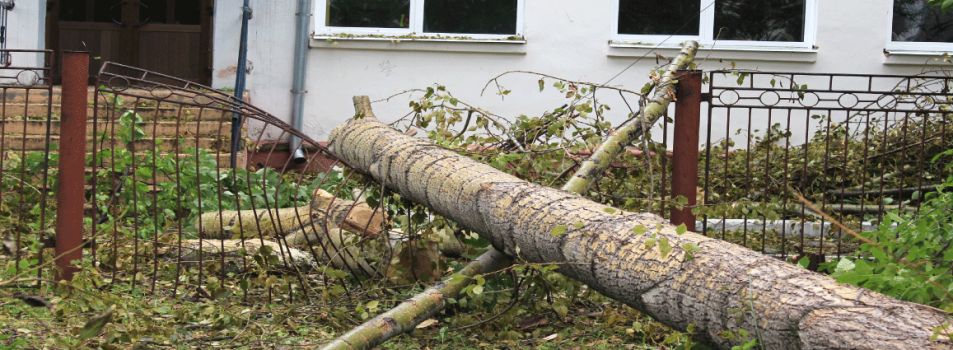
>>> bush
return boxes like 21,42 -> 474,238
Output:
831,149 -> 953,311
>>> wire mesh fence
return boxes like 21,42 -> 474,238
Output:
83,62 -> 422,300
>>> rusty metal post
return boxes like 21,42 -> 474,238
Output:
670,70 -> 702,232
54,51 -> 89,282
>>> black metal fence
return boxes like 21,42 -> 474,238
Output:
0,49 -> 54,288
699,70 -> 953,258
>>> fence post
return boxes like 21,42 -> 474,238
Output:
670,70 -> 702,232
54,51 -> 89,282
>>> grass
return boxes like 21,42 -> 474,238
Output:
0,242 -> 689,349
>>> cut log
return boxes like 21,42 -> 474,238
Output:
197,205 -> 326,240
283,226 -> 381,277
197,188 -> 387,240
311,188 -> 388,237
170,239 -> 319,274
327,101 -> 953,349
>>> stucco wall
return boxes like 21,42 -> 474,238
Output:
6,1 -> 46,68
212,1 -> 953,143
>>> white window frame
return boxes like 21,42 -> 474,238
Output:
610,0 -> 817,50
314,0 -> 525,40
886,1 -> 953,53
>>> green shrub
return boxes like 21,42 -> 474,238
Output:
831,149 -> 953,311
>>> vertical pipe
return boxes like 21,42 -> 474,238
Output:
290,0 -> 313,164
670,70 -> 702,232
54,51 -> 89,282
230,0 -> 252,168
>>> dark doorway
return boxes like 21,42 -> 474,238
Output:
45,0 -> 213,84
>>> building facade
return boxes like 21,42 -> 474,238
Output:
15,1 -> 953,142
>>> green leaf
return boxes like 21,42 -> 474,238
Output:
472,285 -> 484,295
645,238 -> 656,249
676,224 -> 687,235
659,238 -> 672,258
572,221 -> 584,228
631,225 -> 647,235
871,248 -> 889,262
79,305 -> 115,342
835,257 -> 856,272
539,79 -> 545,92
836,272 -> 867,285
449,98 -> 458,106
604,208 -> 617,214
797,256 -> 811,269
770,78 -> 776,87
682,243 -> 700,252
641,82 -> 653,94
551,225 -> 567,237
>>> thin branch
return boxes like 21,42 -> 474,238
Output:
480,70 -> 646,97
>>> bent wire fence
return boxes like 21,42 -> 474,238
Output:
86,61 -> 411,299
1,53 -> 442,304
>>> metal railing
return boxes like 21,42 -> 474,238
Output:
0,49 -> 53,288
692,70 -> 953,258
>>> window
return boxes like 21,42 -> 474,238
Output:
612,0 -> 817,50
889,0 -> 953,52
315,0 -> 524,39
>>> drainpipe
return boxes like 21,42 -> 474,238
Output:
289,0 -> 311,164
0,1 -> 14,66
230,0 -> 252,168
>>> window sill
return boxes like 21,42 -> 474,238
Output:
607,42 -> 818,63
882,49 -> 953,66
310,35 -> 527,54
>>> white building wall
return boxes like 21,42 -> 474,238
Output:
6,1 -> 47,68
209,1 -> 953,143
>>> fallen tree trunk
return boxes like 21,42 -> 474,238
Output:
327,95 -> 953,350
320,41 -> 702,350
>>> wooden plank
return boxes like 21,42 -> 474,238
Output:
137,23 -> 201,33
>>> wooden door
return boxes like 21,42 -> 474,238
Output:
46,0 -> 212,84
135,0 -> 208,83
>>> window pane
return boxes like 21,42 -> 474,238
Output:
423,0 -> 518,35
618,0 -> 700,36
174,1 -> 202,25
139,0 -> 169,24
89,0 -> 121,23
714,0 -> 805,42
893,0 -> 953,43
327,0 -> 410,28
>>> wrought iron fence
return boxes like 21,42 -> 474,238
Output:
698,70 -> 953,259
0,49 -> 54,288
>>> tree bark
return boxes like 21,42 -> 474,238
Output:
326,92 -> 952,350
321,42 -> 703,350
